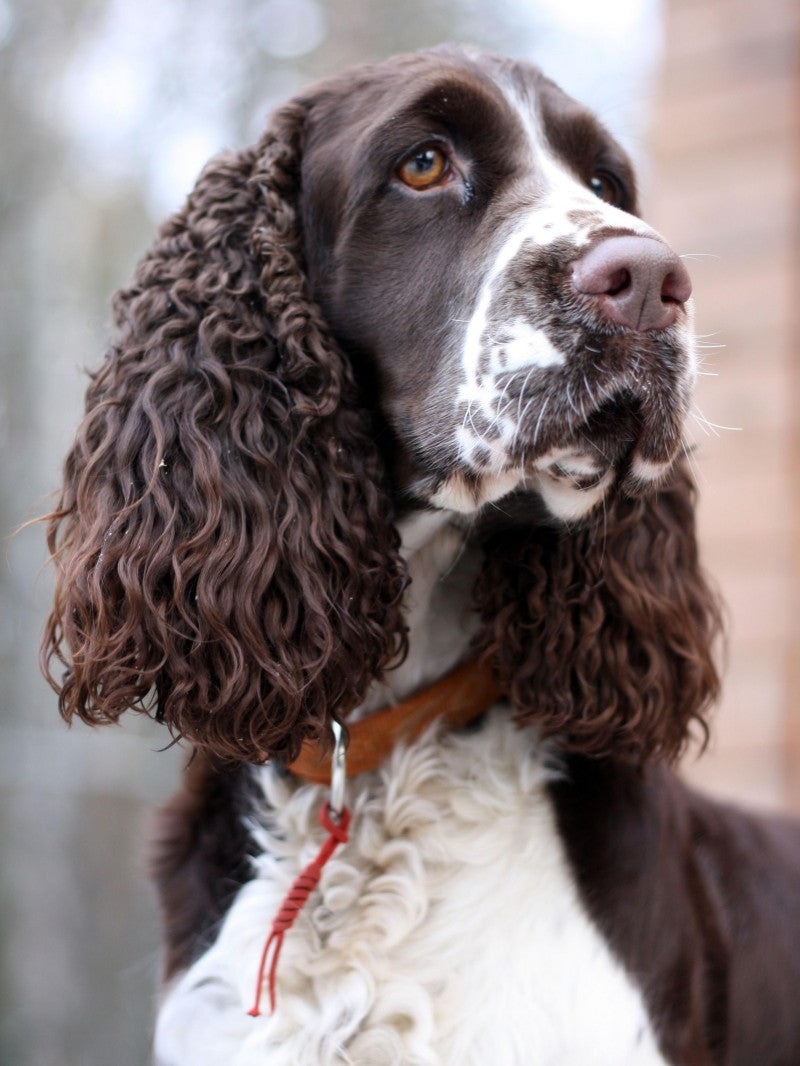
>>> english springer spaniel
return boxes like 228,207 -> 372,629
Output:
43,46 -> 800,1065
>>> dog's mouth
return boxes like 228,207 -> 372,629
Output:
505,379 -> 683,522
409,375 -> 688,521
469,393 -> 659,532
532,390 -> 642,480
404,308 -> 692,518
502,327 -> 692,495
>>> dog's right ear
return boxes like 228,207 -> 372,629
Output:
41,100 -> 408,764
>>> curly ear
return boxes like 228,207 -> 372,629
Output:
42,100 -> 407,763
474,459 -> 722,763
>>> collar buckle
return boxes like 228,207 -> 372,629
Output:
328,719 -> 347,821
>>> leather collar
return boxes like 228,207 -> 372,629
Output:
288,658 -> 503,785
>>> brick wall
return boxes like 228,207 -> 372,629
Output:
648,0 -> 800,810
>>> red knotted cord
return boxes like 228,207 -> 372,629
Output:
247,803 -> 351,1017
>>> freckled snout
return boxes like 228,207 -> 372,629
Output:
571,236 -> 692,332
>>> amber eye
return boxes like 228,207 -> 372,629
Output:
397,146 -> 449,189
589,172 -> 623,206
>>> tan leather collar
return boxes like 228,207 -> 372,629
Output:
288,658 -> 503,785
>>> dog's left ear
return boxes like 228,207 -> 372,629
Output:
41,99 -> 407,764
475,459 -> 722,763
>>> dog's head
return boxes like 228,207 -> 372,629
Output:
303,47 -> 695,521
43,47 -> 720,765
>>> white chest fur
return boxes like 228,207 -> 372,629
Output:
154,712 -> 669,1066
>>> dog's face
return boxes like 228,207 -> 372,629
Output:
302,48 -> 694,521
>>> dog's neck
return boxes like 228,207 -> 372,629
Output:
354,510 -> 481,720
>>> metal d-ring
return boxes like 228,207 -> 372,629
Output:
328,719 -> 347,821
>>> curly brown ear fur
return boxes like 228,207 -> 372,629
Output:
41,100 -> 407,764
474,460 -> 722,763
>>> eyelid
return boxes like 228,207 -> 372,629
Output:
393,135 -> 450,167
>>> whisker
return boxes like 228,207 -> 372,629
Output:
582,371 -> 599,415
565,382 -> 582,420
440,523 -> 472,579
576,430 -> 611,463
510,367 -> 537,438
463,399 -> 493,451
516,385 -> 547,442
691,406 -> 742,434
596,485 -> 609,571
532,394 -> 551,450
493,372 -> 519,434
681,438 -> 705,487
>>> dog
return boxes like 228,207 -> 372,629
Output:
43,46 -> 800,1064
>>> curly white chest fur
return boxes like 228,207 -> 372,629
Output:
154,712 -> 669,1065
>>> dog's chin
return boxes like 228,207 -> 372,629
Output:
415,460 -> 613,527
471,486 -> 554,538
421,438 -> 678,531
400,407 -> 681,525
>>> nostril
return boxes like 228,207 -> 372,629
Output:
606,267 -> 631,298
661,266 -> 692,306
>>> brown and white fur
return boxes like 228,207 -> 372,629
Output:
43,47 -> 800,1065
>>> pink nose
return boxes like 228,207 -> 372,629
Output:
571,236 -> 692,332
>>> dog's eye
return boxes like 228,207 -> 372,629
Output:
397,146 -> 450,190
589,171 -> 623,207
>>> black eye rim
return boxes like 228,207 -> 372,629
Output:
589,169 -> 628,209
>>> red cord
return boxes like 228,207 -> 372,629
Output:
247,803 -> 351,1017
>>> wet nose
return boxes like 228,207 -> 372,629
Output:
571,236 -> 692,332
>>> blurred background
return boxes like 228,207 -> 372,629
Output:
0,0 -> 797,1062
